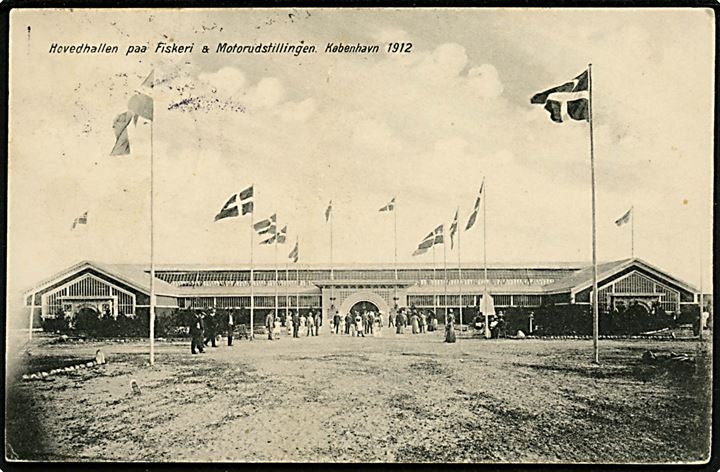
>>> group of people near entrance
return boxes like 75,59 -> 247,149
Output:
189,304 -> 464,353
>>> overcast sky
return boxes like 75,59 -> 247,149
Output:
7,9 -> 714,314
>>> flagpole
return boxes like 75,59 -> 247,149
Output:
443,227 -> 448,324
296,236 -> 300,316
149,113 -> 156,365
588,63 -> 599,364
394,198 -> 398,305
28,291 -> 36,342
330,202 -> 334,320
274,227 -> 279,320
631,206 -> 635,259
432,243 -> 437,317
457,208 -> 463,331
249,190 -> 255,341
483,178 -> 490,339
285,259 -> 290,321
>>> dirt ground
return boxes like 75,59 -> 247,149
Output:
5,328 -> 712,463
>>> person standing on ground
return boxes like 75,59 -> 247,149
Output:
333,310 -> 341,335
266,310 -> 275,340
292,310 -> 300,338
227,310 -> 235,346
419,311 -> 426,334
314,310 -> 321,336
203,309 -> 218,348
307,309 -> 315,336
286,311 -> 293,336
273,315 -> 282,340
377,311 -> 384,335
445,310 -> 456,343
355,311 -> 365,337
190,311 -> 205,354
345,312 -> 352,335
389,304 -> 397,329
410,311 -> 419,334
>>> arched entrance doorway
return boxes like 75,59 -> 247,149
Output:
349,301 -> 380,314
338,290 -> 391,316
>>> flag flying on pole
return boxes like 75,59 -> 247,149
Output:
214,194 -> 240,221
379,198 -> 395,212
261,225 -> 287,245
325,201 -> 332,222
71,211 -> 88,229
530,69 -> 589,123
110,70 -> 154,155
239,186 -> 254,215
433,224 -> 444,245
465,180 -> 485,231
615,207 -> 632,226
412,231 -> 435,256
288,239 -> 299,263
449,209 -> 458,249
254,214 -> 277,235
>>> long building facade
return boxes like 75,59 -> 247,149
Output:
25,258 -> 699,325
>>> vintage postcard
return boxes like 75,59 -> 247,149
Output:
5,8 -> 714,464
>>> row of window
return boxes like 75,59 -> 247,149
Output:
156,269 -> 571,286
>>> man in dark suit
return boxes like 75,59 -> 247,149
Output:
292,310 -> 300,338
227,310 -> 235,346
190,311 -> 205,354
203,308 -> 218,347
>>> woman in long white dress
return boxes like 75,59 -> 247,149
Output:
273,318 -> 282,339
286,313 -> 293,336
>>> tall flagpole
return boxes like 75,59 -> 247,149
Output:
394,198 -> 398,305
28,291 -> 36,341
432,242 -> 437,316
483,179 -> 490,339
249,188 -> 255,341
443,226 -> 448,323
285,259 -> 290,320
274,228 -> 279,319
699,242 -> 704,340
631,206 -> 635,259
457,208 -> 463,331
330,202 -> 334,319
589,63 -> 599,364
296,236 -> 300,316
149,113 -> 156,365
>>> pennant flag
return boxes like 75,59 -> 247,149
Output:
379,198 -> 395,212
214,194 -> 239,221
110,111 -> 133,156
530,69 -> 589,123
239,186 -> 254,215
141,69 -> 154,88
449,209 -> 459,249
412,231 -> 435,256
433,224 -> 444,245
325,201 -> 332,222
465,180 -> 485,231
254,214 -> 277,235
72,211 -> 88,229
261,225 -> 287,245
288,239 -> 299,263
615,207 -> 633,226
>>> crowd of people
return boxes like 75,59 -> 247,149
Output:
188,304 -> 468,353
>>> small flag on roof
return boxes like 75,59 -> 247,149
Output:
449,209 -> 458,249
615,207 -> 633,226
288,239 -> 299,263
325,201 -> 332,222
72,211 -> 88,229
465,180 -> 484,231
254,214 -> 277,235
379,198 -> 395,212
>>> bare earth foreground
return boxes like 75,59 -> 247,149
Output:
6,329 -> 711,463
